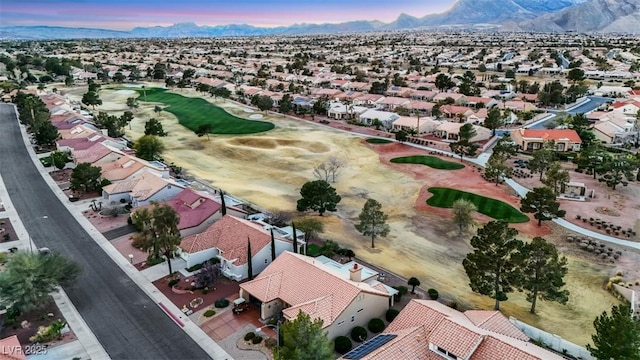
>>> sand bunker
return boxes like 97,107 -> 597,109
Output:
249,114 -> 263,120
227,137 -> 330,153
115,90 -> 136,95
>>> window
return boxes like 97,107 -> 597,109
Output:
337,321 -> 344,326
357,308 -> 364,313
351,316 -> 355,322
265,259 -> 268,264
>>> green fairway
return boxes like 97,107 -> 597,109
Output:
138,88 -> 274,134
426,187 -> 529,223
390,155 -> 465,170
365,138 -> 393,144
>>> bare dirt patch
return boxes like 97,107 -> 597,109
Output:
0,218 -> 18,243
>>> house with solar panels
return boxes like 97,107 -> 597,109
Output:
341,299 -> 564,360
239,251 -> 398,340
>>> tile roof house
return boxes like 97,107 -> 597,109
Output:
98,155 -> 169,182
73,143 -> 127,165
341,300 -> 563,360
392,116 -> 440,135
101,170 -> 184,207
240,252 -> 397,340
0,335 -> 25,360
358,109 -> 399,130
163,188 -> 247,237
434,123 -> 491,143
511,129 -> 582,152
179,215 -> 301,280
610,99 -> 640,116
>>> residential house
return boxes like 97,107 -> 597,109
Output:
610,100 -> 640,116
410,90 -> 437,101
440,105 -> 475,121
101,170 -> 184,207
179,215 -> 302,280
73,143 -> 127,165
466,108 -> 488,124
593,112 -> 636,144
377,96 -> 410,111
164,188 -> 246,237
392,116 -> 439,135
498,100 -> 538,112
327,102 -> 368,120
433,93 -> 468,105
511,129 -> 582,152
358,109 -> 399,129
434,123 -> 491,142
465,96 -> 497,108
98,155 -> 169,182
353,94 -> 385,107
239,252 -> 397,340
405,101 -> 435,116
341,299 -> 563,360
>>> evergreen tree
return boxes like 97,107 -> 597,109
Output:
483,107 -> 504,136
452,198 -> 476,233
292,222 -> 298,253
278,311 -> 333,360
462,221 -> 523,310
520,187 -> 566,226
542,162 -> 570,195
296,180 -> 341,216
587,305 -> 640,360
449,123 -> 479,161
270,228 -> 276,261
515,237 -> 569,314
355,198 -> 390,248
484,153 -> 512,186
220,191 -> 227,216
247,237 -> 253,280
527,142 -> 557,180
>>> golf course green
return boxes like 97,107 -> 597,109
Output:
365,138 -> 393,144
390,155 -> 465,170
426,187 -> 529,223
139,88 -> 274,134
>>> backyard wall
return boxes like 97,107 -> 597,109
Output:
612,283 -> 639,318
509,317 -> 593,360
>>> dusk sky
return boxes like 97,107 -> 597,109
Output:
2,0 -> 456,29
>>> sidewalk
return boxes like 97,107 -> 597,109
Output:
15,112 -> 233,359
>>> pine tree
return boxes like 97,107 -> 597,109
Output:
278,311 -> 334,360
520,186 -> 566,226
462,221 -> 523,310
587,305 -> 640,360
515,237 -> 569,314
355,198 -> 390,248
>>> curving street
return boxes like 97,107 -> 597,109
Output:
0,104 -> 211,359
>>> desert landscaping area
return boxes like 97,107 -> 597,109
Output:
57,84 -> 640,346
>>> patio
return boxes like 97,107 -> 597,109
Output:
152,272 -> 240,312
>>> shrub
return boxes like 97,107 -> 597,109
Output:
367,318 -> 385,333
351,326 -> 368,342
203,309 -> 216,317
186,263 -> 204,272
3,234 -> 9,241
447,301 -> 459,310
334,336 -> 353,354
393,285 -> 409,301
385,309 -> 399,323
146,256 -> 164,266
168,278 -> 179,287
29,320 -> 67,343
264,337 -> 277,349
214,298 -> 230,308
428,288 -> 439,300
202,289 -> 208,295
244,332 -> 256,341
252,335 -> 263,344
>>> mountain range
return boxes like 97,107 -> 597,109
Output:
1,0 -> 638,40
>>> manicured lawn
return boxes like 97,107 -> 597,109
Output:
426,187 -> 529,223
138,88 -> 274,134
365,138 -> 393,144
390,155 -> 465,170
306,244 -> 321,257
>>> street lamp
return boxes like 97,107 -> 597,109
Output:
256,321 -> 280,359
24,215 -> 49,254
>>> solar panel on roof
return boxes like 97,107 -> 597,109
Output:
342,334 -> 397,360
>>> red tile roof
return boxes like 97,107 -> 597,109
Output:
0,335 -> 25,360
345,300 -> 562,360
180,215 -> 276,265
519,129 -> 582,143
241,252 -> 391,328
165,188 -> 221,230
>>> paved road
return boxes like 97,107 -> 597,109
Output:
0,104 -> 211,360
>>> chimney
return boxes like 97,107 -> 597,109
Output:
349,263 -> 362,282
